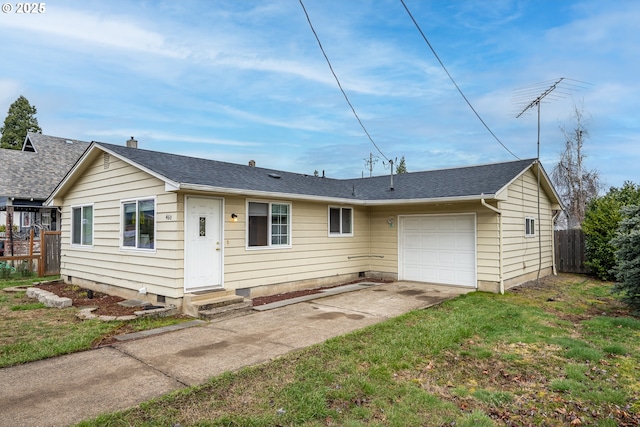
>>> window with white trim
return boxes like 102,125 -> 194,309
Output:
525,216 -> 536,237
248,201 -> 290,248
121,198 -> 155,250
329,206 -> 353,236
71,205 -> 93,246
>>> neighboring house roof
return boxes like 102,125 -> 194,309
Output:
49,141 -> 562,208
0,132 -> 90,203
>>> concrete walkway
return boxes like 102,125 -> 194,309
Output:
0,281 -> 472,427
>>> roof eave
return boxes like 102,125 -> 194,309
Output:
361,194 -> 497,206
178,183 -> 497,206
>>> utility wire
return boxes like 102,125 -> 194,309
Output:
399,0 -> 520,160
298,0 -> 389,162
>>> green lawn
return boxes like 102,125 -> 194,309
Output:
0,276 -> 190,368
76,274 -> 640,427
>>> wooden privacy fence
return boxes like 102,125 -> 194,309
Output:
555,229 -> 589,274
0,230 -> 61,276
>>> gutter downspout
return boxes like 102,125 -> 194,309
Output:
551,210 -> 561,276
481,197 -> 503,294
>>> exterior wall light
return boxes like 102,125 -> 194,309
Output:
231,213 -> 238,222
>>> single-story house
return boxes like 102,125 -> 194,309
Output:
1,133 -> 89,255
46,141 -> 562,315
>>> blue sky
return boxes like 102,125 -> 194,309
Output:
1,1 -> 638,188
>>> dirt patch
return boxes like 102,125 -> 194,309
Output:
34,278 -> 392,314
35,282 -> 140,317
251,279 -> 391,306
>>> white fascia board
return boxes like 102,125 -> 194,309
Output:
361,194 -> 497,206
178,183 -> 496,206
493,159 -> 536,197
45,143 -> 101,206
499,160 -> 564,211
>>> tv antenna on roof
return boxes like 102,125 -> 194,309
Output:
513,77 -> 591,159
513,77 -> 590,283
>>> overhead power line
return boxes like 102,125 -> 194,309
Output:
399,0 -> 520,160
298,0 -> 389,162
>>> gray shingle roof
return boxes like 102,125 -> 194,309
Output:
0,133 -> 90,201
99,142 -> 536,202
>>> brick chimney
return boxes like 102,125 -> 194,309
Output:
248,160 -> 256,167
126,136 -> 138,148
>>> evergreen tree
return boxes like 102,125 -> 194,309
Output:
0,96 -> 42,149
395,156 -> 407,174
611,204 -> 640,312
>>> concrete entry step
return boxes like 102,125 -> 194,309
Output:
183,290 -> 250,318
194,294 -> 245,311
198,299 -> 253,322
184,289 -> 236,303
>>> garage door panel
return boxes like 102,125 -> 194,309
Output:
438,234 -> 457,250
420,218 -> 438,230
422,234 -> 438,249
437,251 -> 456,266
400,215 -> 476,287
404,234 -> 422,248
418,250 -> 436,263
437,218 -> 457,231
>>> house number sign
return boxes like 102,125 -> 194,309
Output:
199,217 -> 206,236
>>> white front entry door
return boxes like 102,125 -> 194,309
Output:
184,196 -> 223,292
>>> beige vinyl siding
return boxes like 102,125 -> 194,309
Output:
501,168 -> 554,283
60,155 -> 184,298
221,197 -> 371,289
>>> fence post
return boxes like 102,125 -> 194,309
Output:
28,229 -> 34,273
39,230 -> 45,277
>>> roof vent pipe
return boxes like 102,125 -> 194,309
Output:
389,159 -> 394,191
126,136 -> 138,149
249,160 -> 256,167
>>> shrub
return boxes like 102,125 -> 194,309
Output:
582,182 -> 640,280
16,261 -> 33,278
611,204 -> 640,312
0,264 -> 12,279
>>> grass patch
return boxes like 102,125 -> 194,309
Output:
10,301 -> 46,311
0,275 -> 60,290
74,274 -> 640,427
0,275 -> 191,367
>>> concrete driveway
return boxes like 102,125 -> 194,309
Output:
0,281 -> 472,427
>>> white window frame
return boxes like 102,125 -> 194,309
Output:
246,200 -> 292,250
328,206 -> 353,237
525,216 -> 536,238
70,204 -> 94,247
120,196 -> 157,252
42,211 -> 51,228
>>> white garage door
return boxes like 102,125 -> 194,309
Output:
400,214 -> 476,287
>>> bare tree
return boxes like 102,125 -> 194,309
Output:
552,101 -> 600,229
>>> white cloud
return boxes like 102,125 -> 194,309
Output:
89,130 -> 261,148
0,7 -> 187,58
